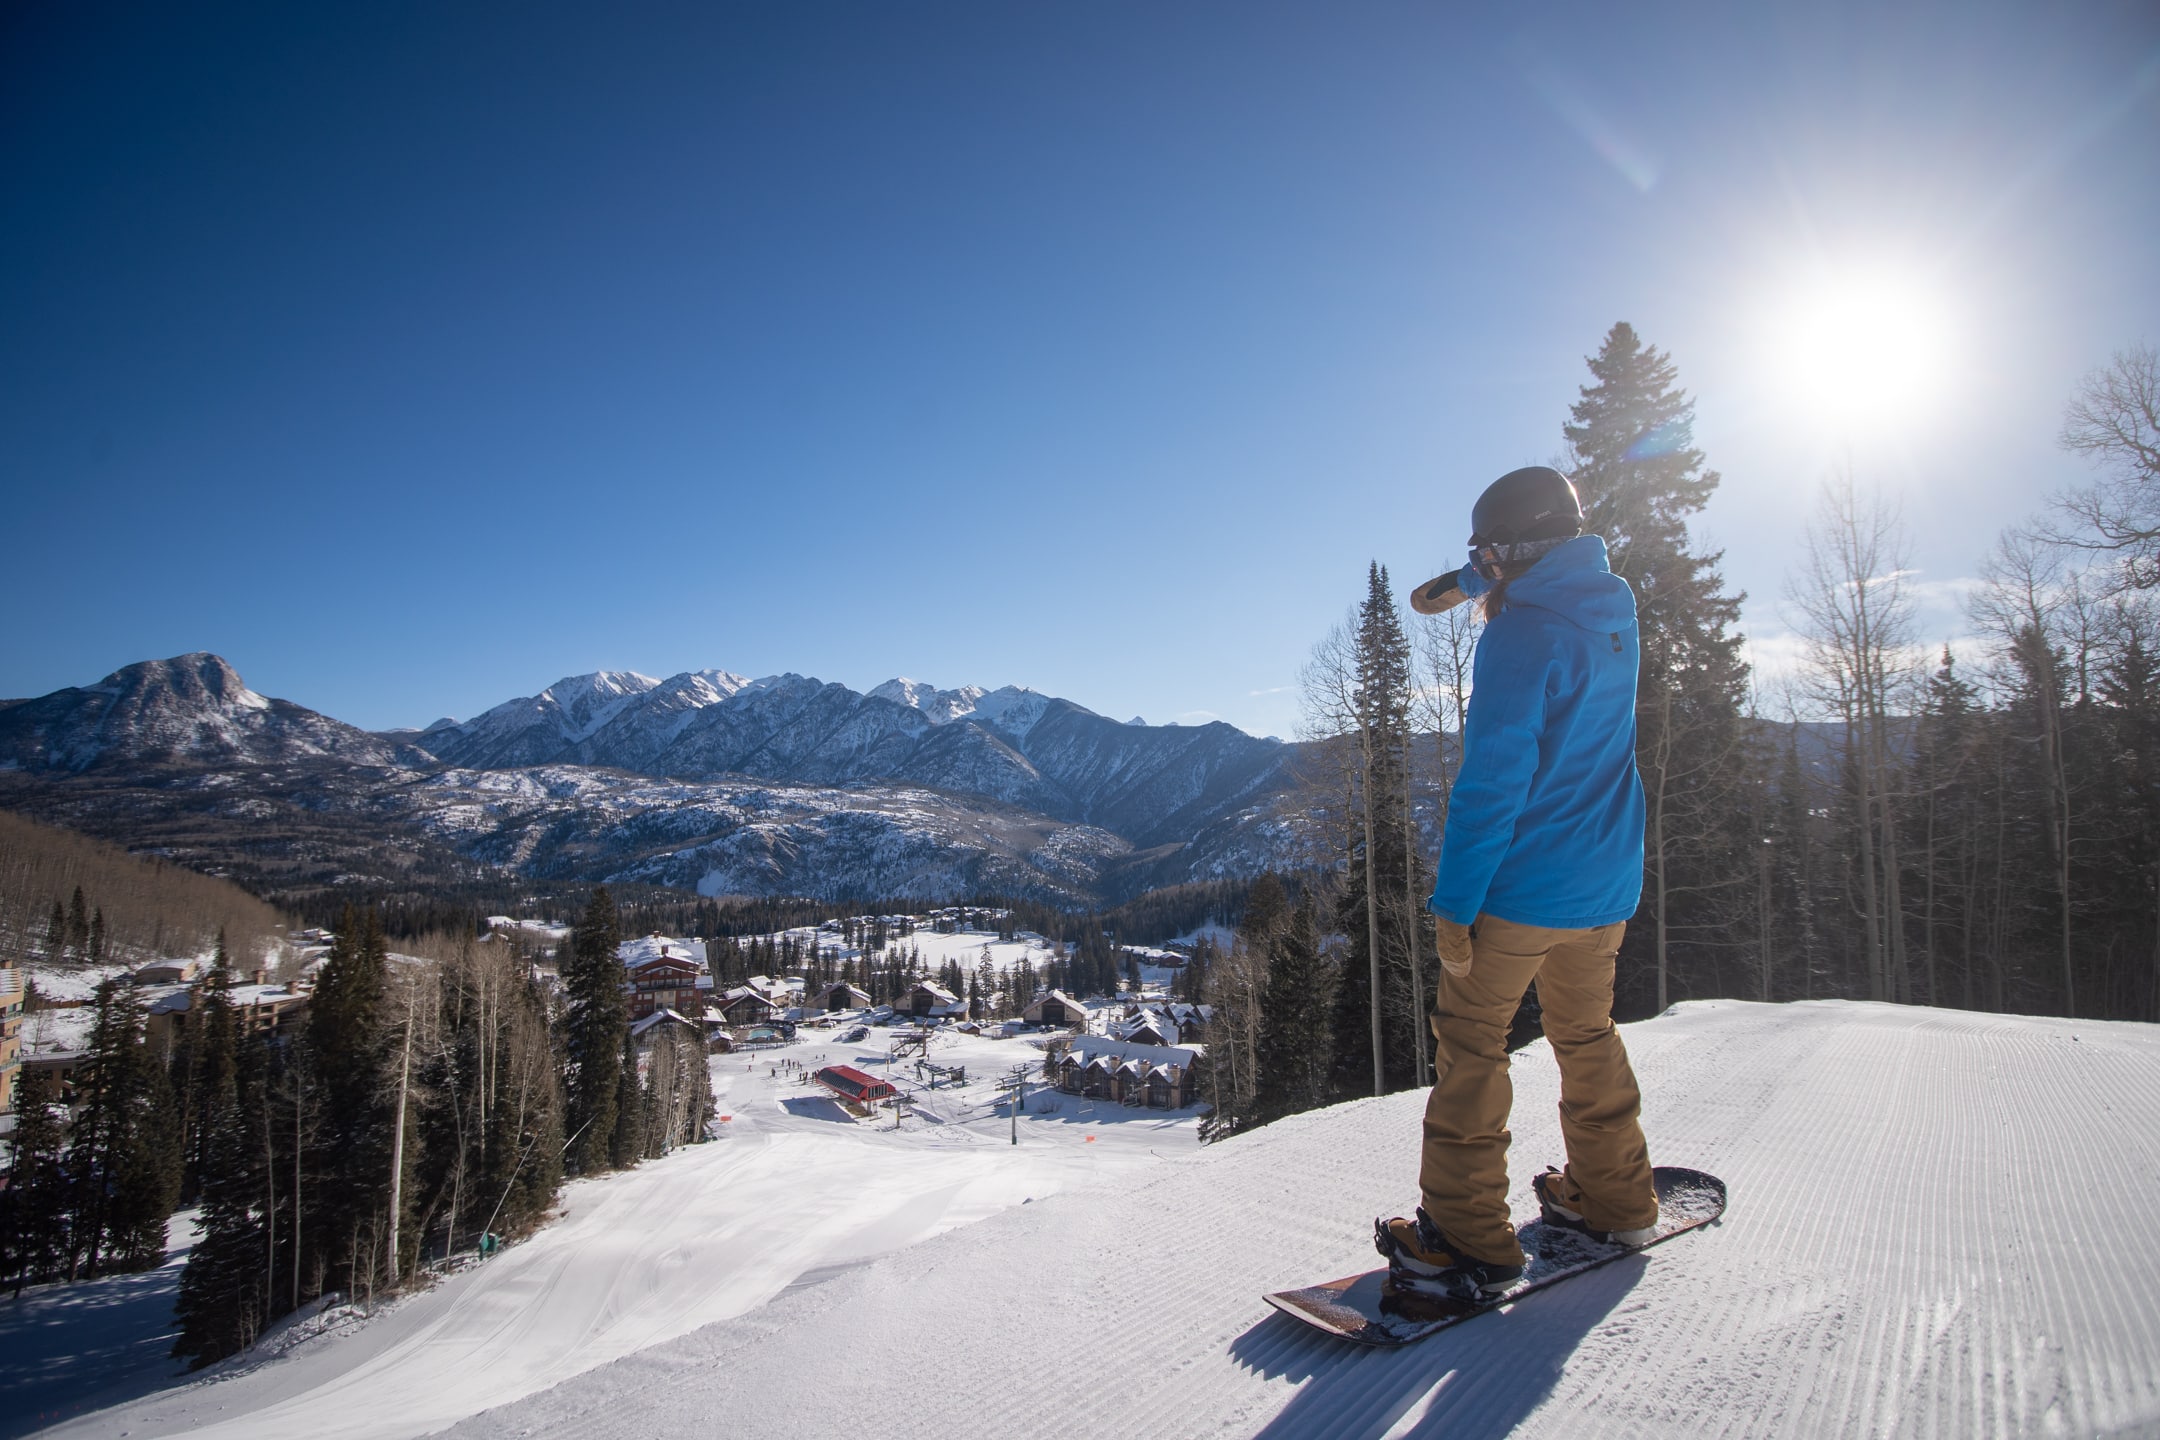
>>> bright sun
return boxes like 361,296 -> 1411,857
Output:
1769,264 -> 1954,428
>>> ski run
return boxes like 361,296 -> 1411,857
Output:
13,994 -> 2160,1439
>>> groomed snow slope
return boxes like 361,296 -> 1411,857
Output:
31,1000 -> 2160,1439
434,999 -> 2160,1440
30,1025 -> 1194,1440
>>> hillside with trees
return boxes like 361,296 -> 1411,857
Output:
0,809 -> 286,970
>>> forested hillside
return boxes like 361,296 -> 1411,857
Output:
0,809 -> 286,968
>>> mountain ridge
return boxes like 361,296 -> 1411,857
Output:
0,654 -> 1307,907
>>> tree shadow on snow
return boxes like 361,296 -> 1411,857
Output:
0,1256 -> 193,1440
1231,1257 -> 1643,1440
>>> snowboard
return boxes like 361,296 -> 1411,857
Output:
1264,1166 -> 1727,1348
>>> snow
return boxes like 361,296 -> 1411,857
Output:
17,1001 -> 99,1063
483,916 -> 567,943
22,963 -> 133,1007
612,933 -> 704,968
0,1213 -> 202,1439
866,678 -> 1069,738
28,999 -> 2160,1439
31,1024 -> 1196,1440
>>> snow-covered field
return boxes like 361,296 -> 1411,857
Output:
20,1024 -> 1196,1440
19,998 -> 2160,1438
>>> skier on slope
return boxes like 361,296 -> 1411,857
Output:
1373,464 -> 1659,1299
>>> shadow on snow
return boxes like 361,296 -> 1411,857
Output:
1231,1255 -> 1645,1440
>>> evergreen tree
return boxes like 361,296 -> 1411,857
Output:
2095,618 -> 2160,1019
1910,649 -> 1986,1009
610,1031 -> 643,1170
46,898 -> 66,957
1330,563 -> 1425,1097
67,886 -> 91,958
1180,935 -> 1217,1004
89,906 -> 107,964
171,1023 -> 268,1366
302,907 -> 395,1300
1,1073 -> 71,1294
564,888 -> 628,1175
174,933 -> 242,1203
64,978 -> 182,1277
1564,323 -> 1751,1014
1254,898 -> 1337,1122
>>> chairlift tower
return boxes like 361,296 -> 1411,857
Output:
1002,1062 -> 1034,1146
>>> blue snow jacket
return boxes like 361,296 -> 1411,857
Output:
1427,535 -> 1646,931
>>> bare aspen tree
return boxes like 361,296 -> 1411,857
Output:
2048,344 -> 2160,588
1411,603 -> 1479,1070
385,971 -> 416,1286
1788,469 -> 1920,1003
1300,616 -> 1387,1095
1199,922 -> 1267,1140
1972,532 -> 2082,1015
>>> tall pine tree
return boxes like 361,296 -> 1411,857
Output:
303,907 -> 392,1300
64,978 -> 181,1277
1330,563 -> 1425,1096
0,1073 -> 71,1294
172,998 -> 268,1367
1254,897 -> 1337,1123
564,888 -> 628,1175
1564,323 -> 1750,1014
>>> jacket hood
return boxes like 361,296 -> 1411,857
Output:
1505,535 -> 1636,632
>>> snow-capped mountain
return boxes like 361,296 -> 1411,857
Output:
418,668 -> 1290,848
0,653 -> 421,772
426,669 -> 755,770
0,654 -> 1311,906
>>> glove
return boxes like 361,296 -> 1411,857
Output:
1435,918 -> 1473,978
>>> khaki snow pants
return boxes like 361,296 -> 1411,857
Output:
1419,915 -> 1656,1267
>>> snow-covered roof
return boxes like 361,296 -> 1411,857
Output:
1065,1034 -> 1202,1071
630,1008 -> 696,1038
1116,1006 -> 1179,1039
143,981 -> 306,1016
1025,988 -> 1087,1016
720,986 -> 780,1010
911,981 -> 959,1004
618,934 -> 707,969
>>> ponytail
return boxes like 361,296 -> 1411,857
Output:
1479,574 -> 1512,623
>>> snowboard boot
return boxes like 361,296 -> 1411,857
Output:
1533,1167 -> 1656,1247
1373,1208 -> 1524,1300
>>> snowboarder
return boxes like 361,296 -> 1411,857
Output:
1377,465 -> 1658,1298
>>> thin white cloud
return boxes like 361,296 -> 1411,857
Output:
1906,575 -> 1985,610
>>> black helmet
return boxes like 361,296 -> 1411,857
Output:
1469,466 -> 1583,547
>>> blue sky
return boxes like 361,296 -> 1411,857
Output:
5,2 -> 2156,736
